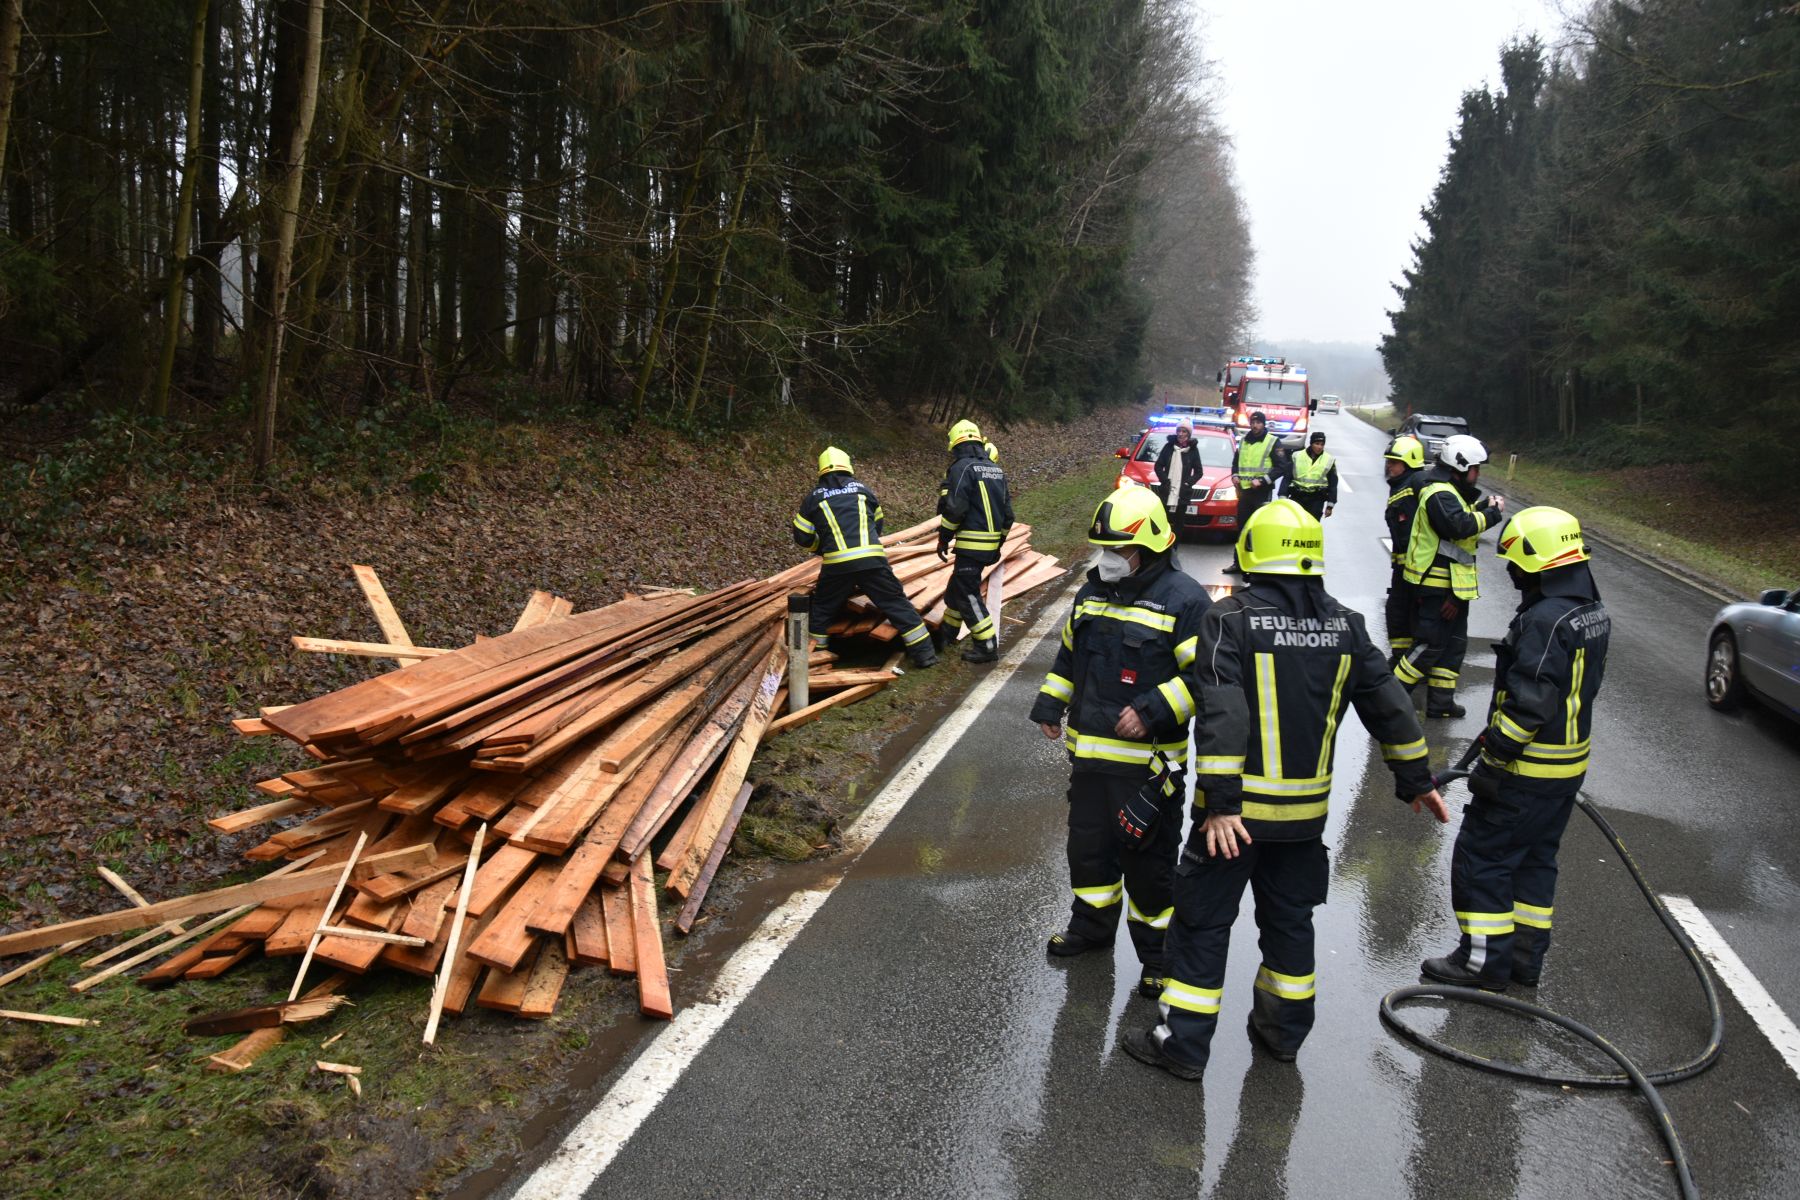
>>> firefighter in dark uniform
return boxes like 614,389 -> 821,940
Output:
1223,412 -> 1283,574
1124,499 -> 1448,1079
937,419 -> 1014,663
1423,506 -> 1610,990
1284,431 -> 1337,520
1382,434 -> 1427,667
1029,485 -> 1213,999
1153,421 -> 1204,526
793,447 -> 937,669
1393,434 -> 1505,718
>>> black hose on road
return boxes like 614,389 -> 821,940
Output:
1380,770 -> 1725,1200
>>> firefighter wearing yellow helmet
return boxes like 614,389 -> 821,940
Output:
1381,435 -> 1428,667
936,419 -> 1014,662
1423,506 -> 1610,991
1125,500 -> 1447,1080
1029,486 -> 1213,999
792,446 -> 937,668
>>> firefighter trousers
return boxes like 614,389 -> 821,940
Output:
1385,565 -> 1417,664
1289,491 -> 1328,520
1395,587 -> 1467,709
1156,837 -> 1327,1072
808,565 -> 931,655
943,555 -> 996,643
1448,786 -> 1576,986
1064,771 -> 1183,970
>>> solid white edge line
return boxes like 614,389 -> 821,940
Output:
508,580 -> 1079,1200
1661,894 -> 1800,1082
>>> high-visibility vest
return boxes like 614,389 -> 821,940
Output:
1236,436 -> 1277,488
1403,481 -> 1481,598
1290,450 -> 1334,493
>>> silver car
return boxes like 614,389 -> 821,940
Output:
1706,587 -> 1800,721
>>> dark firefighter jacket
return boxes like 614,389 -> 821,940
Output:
1187,576 -> 1433,841
1031,553 -> 1213,777
793,471 -> 889,575
1403,465 -> 1505,595
1385,466 -> 1423,565
937,442 -> 1014,561
1479,563 -> 1610,797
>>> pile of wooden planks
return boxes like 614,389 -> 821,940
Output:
0,520 -> 1059,1038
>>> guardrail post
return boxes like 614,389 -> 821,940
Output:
786,594 -> 811,713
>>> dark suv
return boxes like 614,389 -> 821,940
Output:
1395,413 -> 1471,462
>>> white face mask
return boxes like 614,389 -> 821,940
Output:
1096,549 -> 1135,582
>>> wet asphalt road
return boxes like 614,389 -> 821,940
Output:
499,413 -> 1800,1199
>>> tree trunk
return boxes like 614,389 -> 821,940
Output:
151,0 -> 212,419
253,0 -> 324,478
683,118 -> 758,422
191,0 -> 226,380
631,151 -> 705,420
0,0 -> 25,202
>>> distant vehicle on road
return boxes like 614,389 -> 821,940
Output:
1395,412 -> 1471,461
1113,423 -> 1240,541
1706,587 -> 1800,722
1317,394 -> 1342,414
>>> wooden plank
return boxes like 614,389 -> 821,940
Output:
316,925 -> 427,947
353,851 -> 469,905
675,783 -> 754,934
762,680 -> 886,740
231,717 -> 276,736
475,943 -> 539,1013
524,843 -> 610,939
666,653 -> 786,897
517,938 -> 570,1019
546,596 -> 574,620
1,1009 -> 98,1027
510,590 -> 557,632
568,893 -> 610,967
600,883 -> 636,976
351,564 -> 415,652
289,831 -> 369,1000
378,765 -> 467,816
206,1027 -> 285,1073
425,823 -> 487,1044
630,854 -> 673,1019
466,843 -> 539,918
181,944 -> 256,979
440,914 -> 494,1017
465,863 -> 560,973
399,874 -> 459,941
805,668 -> 900,689
264,897 -> 330,957
207,795 -> 317,835
290,636 -> 450,661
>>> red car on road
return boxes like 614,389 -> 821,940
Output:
1113,423 -> 1240,541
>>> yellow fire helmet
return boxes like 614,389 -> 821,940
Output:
1089,484 -> 1176,554
1384,434 -> 1426,469
948,418 -> 985,450
1236,498 -> 1325,576
1497,505 -> 1589,573
817,445 -> 854,476
984,440 -> 1000,464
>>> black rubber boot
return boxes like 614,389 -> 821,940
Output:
908,644 -> 938,670
1425,697 -> 1466,719
962,637 -> 999,664
1221,561 -> 1243,576
1247,1016 -> 1297,1063
1421,955 -> 1507,992
1047,928 -> 1110,958
1138,973 -> 1164,1001
1121,1028 -> 1206,1081
929,626 -> 949,653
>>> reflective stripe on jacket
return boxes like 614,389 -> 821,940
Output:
1187,579 -> 1433,841
1234,432 -> 1279,488
1029,555 -> 1213,778
794,473 -> 888,574
1480,575 -> 1610,794
938,443 -> 1014,561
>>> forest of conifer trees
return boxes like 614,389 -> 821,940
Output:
1381,0 -> 1799,467
0,0 -> 1253,471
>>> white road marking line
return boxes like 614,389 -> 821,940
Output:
1662,894 -> 1800,1082
1338,475 -> 1354,495
508,585 -> 1077,1200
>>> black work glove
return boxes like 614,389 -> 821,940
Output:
1468,760 -> 1504,805
936,532 -> 951,561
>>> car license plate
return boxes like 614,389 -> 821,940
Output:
1186,504 -> 1200,514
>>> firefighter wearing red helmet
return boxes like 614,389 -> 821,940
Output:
1029,485 -> 1213,999
1423,506 -> 1610,991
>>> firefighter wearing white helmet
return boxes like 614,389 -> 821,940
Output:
1423,506 -> 1610,991
1124,500 -> 1447,1081
1029,485 -> 1214,999
1392,434 -> 1506,718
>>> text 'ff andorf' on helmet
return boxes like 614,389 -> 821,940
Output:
948,419 -> 984,451
1497,506 -> 1589,573
817,446 -> 854,476
1236,498 -> 1324,576
1089,485 -> 1176,554
1384,435 -> 1426,469
1438,433 -> 1489,473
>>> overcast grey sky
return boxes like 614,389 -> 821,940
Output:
1196,0 -> 1569,346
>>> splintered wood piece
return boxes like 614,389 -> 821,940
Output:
511,590 -> 557,631
630,854 -> 673,1019
184,994 -> 352,1036
568,893 -> 610,967
316,1060 -> 363,1076
291,636 -> 450,661
425,823 -> 487,1045
204,974 -> 348,1073
289,832 -> 369,1001
600,881 -> 636,976
675,783 -> 754,934
517,938 -> 570,1019
1,1009 -> 96,1027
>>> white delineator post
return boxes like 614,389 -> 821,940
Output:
786,594 -> 811,714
